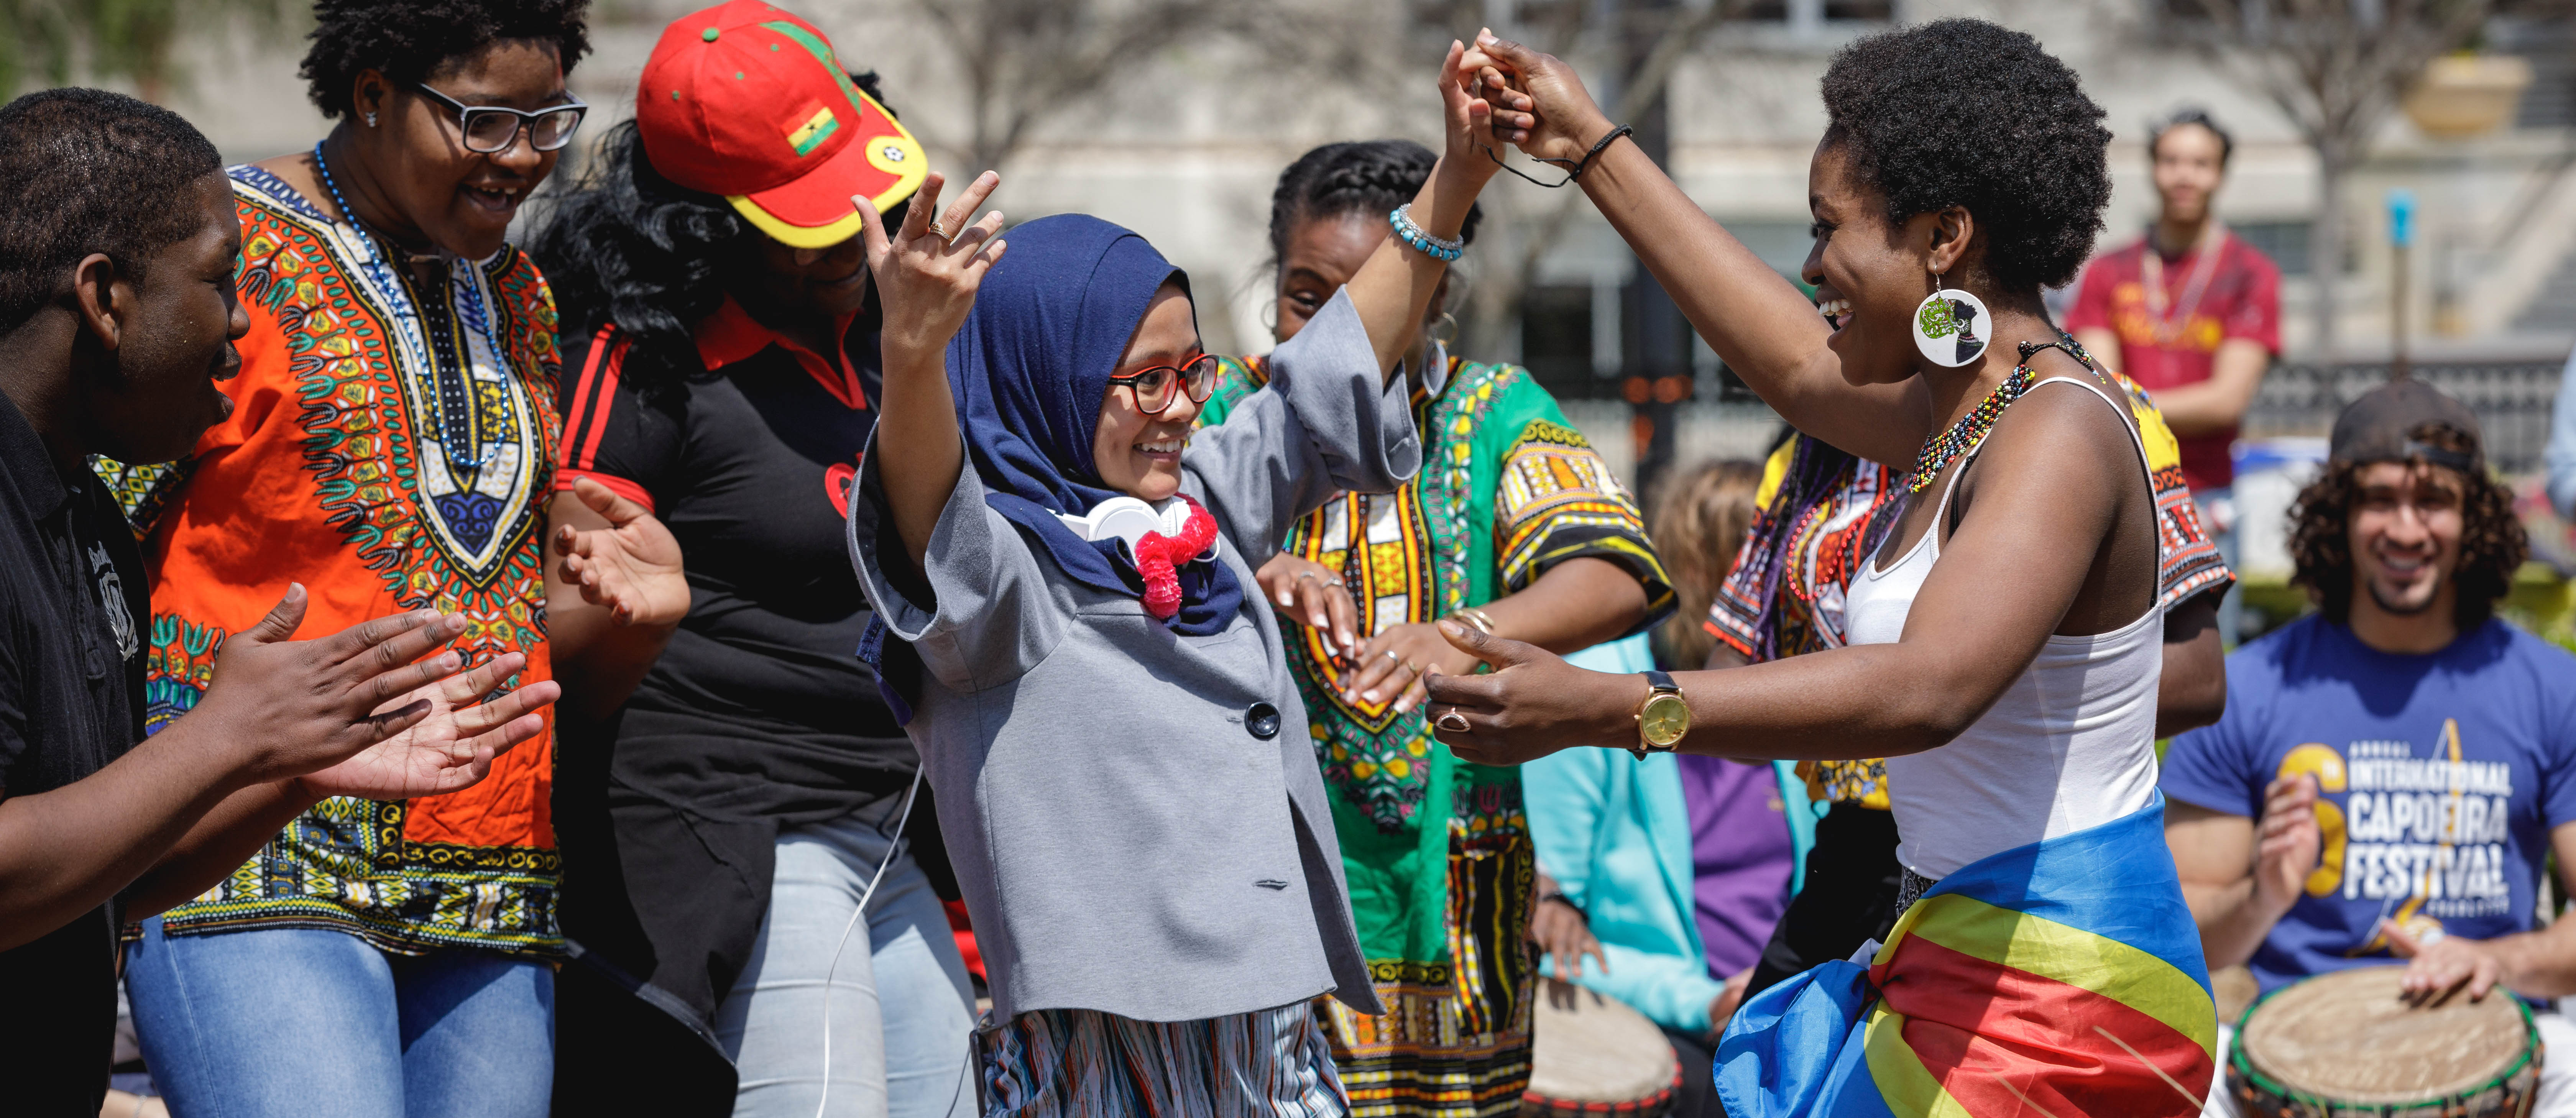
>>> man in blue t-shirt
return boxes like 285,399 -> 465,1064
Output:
2163,379 -> 2576,1118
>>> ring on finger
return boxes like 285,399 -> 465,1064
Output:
1435,709 -> 1472,734
927,219 -> 953,241
1383,649 -> 1401,664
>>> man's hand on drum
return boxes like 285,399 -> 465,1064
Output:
2251,773 -> 2323,918
1424,622 -> 1634,764
2385,921 -> 2505,1004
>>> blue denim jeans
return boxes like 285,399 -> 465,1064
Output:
125,918 -> 553,1118
716,811 -> 979,1118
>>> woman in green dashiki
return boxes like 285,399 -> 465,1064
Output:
1196,140 -> 1675,1118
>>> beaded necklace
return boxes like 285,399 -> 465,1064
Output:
310,141 -> 506,472
1903,336 -> 2100,493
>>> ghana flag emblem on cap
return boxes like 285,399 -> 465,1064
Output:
637,0 -> 930,249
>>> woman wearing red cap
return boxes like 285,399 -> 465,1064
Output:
531,4 -> 973,1116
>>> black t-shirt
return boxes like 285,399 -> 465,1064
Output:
552,310 -> 931,1034
0,394 -> 148,1116
556,314 -> 911,816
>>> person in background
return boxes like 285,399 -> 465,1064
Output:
532,3 -> 975,1114
1524,458 -> 1804,1118
1198,138 -> 1674,1117
0,86 -> 557,1118
2546,344 -> 2576,520
107,3 -> 655,1116
2068,107 -> 2280,644
2162,381 -> 2576,1118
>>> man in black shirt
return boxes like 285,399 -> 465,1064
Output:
0,89 -> 563,1115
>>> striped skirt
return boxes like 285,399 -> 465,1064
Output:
979,1001 -> 1351,1118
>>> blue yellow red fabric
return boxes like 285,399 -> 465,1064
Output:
1715,795 -> 2217,1118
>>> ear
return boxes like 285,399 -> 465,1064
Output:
68,253 -> 128,354
1925,205 -> 1973,281
352,68 -> 393,127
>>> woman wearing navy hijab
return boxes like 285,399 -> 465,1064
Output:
842,45 -> 1500,1115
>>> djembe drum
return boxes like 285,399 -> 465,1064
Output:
1520,978 -> 1681,1117
2227,966 -> 2542,1118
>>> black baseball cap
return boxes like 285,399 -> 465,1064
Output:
2328,379 -> 2482,473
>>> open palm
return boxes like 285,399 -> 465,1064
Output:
554,476 -> 689,627
293,650 -> 557,801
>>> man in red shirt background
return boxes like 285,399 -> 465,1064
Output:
2070,107 -> 2282,643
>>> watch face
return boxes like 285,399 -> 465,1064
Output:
1640,693 -> 1691,748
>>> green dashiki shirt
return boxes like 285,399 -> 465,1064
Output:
1199,353 -> 1672,1117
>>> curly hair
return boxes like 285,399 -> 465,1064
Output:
300,0 -> 593,120
1818,18 -> 2112,294
0,89 -> 222,333
1268,140 -> 1483,264
1649,458 -> 1764,670
527,72 -> 907,397
2287,424 -> 2527,629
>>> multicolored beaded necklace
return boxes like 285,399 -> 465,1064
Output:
1903,336 -> 2099,493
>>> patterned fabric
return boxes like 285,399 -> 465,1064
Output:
1715,795 -> 2216,1118
979,1002 -> 1350,1118
1198,354 -> 1672,1118
1707,368 -> 2233,811
100,166 -> 562,956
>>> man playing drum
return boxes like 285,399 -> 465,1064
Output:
2163,380 -> 2576,1117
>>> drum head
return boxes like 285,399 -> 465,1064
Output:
2212,965 -> 2261,1026
2234,967 -> 2537,1107
1522,978 -> 1679,1116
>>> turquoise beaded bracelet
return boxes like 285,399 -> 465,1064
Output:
1388,204 -> 1463,262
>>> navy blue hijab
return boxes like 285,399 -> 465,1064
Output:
859,215 -> 1245,722
946,213 -> 1243,633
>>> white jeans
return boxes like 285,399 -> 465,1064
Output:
716,811 -> 980,1118
2203,1010 -> 2576,1118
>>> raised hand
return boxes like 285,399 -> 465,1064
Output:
179,585 -> 491,785
860,170 -> 1006,371
1460,31 -> 1615,168
295,650 -> 557,801
1423,619 -> 1634,765
552,476 -> 687,628
2251,773 -> 2324,916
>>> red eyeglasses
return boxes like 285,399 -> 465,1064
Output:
1108,353 -> 1219,416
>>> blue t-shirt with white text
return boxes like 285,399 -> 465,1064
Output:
2160,615 -> 2576,993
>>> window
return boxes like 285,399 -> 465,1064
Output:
2233,220 -> 2312,277
1741,0 -> 1894,26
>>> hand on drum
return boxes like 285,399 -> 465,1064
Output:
2385,919 -> 2505,1004
2252,773 -> 2325,917
1424,621 -> 1637,765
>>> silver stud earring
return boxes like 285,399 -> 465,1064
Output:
365,112 -> 377,127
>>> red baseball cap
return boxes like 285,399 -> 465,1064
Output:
636,0 -> 927,249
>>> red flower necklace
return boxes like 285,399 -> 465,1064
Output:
1132,495 -> 1218,620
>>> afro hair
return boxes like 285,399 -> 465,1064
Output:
1819,18 -> 2112,294
300,0 -> 593,120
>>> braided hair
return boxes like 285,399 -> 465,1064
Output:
1267,140 -> 1482,265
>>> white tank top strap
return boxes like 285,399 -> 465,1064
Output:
2027,373 -> 2153,481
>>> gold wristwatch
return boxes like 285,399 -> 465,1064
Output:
1630,670 -> 1690,760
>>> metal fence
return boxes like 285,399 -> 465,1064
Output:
1560,359 -> 2571,492
2243,361 -> 2567,476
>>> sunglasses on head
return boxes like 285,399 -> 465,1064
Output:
413,83 -> 589,154
1108,353 -> 1219,416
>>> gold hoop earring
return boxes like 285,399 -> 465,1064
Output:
1260,300 -> 1279,334
1429,312 -> 1459,348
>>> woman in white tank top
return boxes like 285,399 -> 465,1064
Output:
1430,20 -> 2222,1118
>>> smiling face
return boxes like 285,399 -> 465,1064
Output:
2347,460 -> 2466,620
1803,138 -> 1950,386
1094,282 -> 1200,501
83,172 -> 248,464
353,39 -> 571,259
2152,123 -> 2227,227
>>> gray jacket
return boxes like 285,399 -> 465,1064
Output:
846,291 -> 1414,1023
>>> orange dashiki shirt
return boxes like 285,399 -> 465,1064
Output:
98,166 -> 562,956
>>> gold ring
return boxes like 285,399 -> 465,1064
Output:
1435,709 -> 1472,734
1399,659 -> 1421,677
